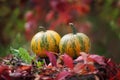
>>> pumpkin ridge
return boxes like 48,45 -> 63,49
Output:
61,42 -> 65,54
80,34 -> 90,52
40,33 -> 45,52
44,33 -> 49,50
77,34 -> 85,51
31,39 -> 35,52
84,37 -> 90,52
49,32 -> 57,51
71,38 -> 78,58
66,38 -> 73,57
35,38 -> 38,50
46,32 -> 51,51
61,39 -> 68,54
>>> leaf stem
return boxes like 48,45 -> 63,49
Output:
39,26 -> 46,31
69,23 -> 77,34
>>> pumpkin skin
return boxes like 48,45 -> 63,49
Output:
59,24 -> 90,58
31,30 -> 61,57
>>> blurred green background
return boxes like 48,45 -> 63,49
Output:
0,0 -> 120,63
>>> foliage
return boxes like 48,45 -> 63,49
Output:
0,52 -> 119,80
10,47 -> 33,64
0,0 -> 120,62
45,51 -> 57,66
0,0 -> 120,79
61,54 -> 74,69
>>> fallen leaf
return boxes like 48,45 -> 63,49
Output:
0,65 -> 9,74
46,51 -> 57,67
56,71 -> 71,80
61,54 -> 74,69
17,65 -> 31,72
89,54 -> 106,65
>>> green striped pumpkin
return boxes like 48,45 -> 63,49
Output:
59,23 -> 90,58
31,30 -> 61,57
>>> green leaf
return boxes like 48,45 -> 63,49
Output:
10,47 -> 43,67
10,47 -> 19,56
18,47 -> 32,64
36,61 -> 43,68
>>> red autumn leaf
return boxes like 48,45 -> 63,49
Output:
79,52 -> 106,65
74,63 -> 96,75
73,4 -> 90,15
46,10 -> 54,22
61,54 -> 74,69
106,59 -> 119,79
106,59 -> 116,67
50,0 -> 69,12
115,71 -> 120,80
0,74 -> 11,80
109,71 -> 120,80
0,65 -> 9,74
56,71 -> 71,80
46,51 -> 57,67
24,11 -> 34,22
74,56 -> 83,62
17,65 -> 31,72
58,13 -> 72,24
48,19 -> 61,30
73,63 -> 86,74
80,52 -> 89,63
0,65 -> 11,80
89,54 -> 106,65
86,64 -> 96,72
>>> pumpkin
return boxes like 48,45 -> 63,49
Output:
59,23 -> 91,58
31,28 -> 61,57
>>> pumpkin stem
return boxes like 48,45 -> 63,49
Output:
69,23 -> 77,34
39,26 -> 46,31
